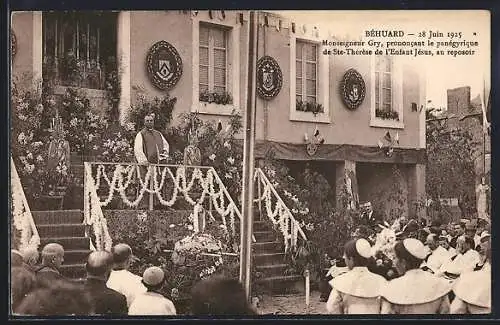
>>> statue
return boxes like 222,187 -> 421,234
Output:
47,107 -> 70,191
183,115 -> 201,166
476,176 -> 490,220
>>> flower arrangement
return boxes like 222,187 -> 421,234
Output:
371,226 -> 397,262
199,90 -> 233,105
11,76 -> 50,201
296,99 -> 324,115
58,87 -> 109,155
94,124 -> 135,163
375,108 -> 399,120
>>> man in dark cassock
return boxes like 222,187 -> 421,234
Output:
133,113 -> 170,208
134,113 -> 169,165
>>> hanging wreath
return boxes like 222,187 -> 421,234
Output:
340,68 -> 366,110
256,55 -> 283,100
146,40 -> 183,91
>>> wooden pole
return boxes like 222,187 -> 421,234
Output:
240,10 -> 257,302
305,269 -> 310,312
149,165 -> 154,211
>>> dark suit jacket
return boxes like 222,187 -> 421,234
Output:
84,277 -> 127,315
35,266 -> 66,288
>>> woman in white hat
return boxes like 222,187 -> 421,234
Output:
128,266 -> 176,315
381,238 -> 452,314
326,238 -> 387,314
450,233 -> 491,314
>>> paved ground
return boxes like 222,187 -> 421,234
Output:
256,291 -> 327,315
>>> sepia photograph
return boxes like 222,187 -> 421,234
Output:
9,9 -> 491,317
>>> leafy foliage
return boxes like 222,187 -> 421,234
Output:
105,210 -> 241,314
296,99 -> 324,114
426,120 -> 478,217
199,90 -> 233,105
167,111 -> 244,203
375,108 -> 399,120
129,86 -> 176,135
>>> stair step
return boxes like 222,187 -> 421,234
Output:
253,252 -> 286,266
40,237 -> 90,250
252,241 -> 283,254
253,231 -> 277,242
60,263 -> 87,279
32,210 -> 83,225
63,249 -> 92,264
37,224 -> 86,238
256,275 -> 304,295
255,263 -> 289,277
253,221 -> 271,232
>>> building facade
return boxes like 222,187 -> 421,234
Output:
11,10 -> 427,221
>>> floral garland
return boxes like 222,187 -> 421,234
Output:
86,163 -> 240,236
84,163 -> 113,251
11,158 -> 40,251
254,170 -> 306,253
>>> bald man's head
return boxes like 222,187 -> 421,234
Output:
111,243 -> 132,265
86,251 -> 114,277
41,243 -> 64,268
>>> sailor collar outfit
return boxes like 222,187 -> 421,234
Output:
381,268 -> 452,314
326,267 -> 387,314
451,262 -> 491,314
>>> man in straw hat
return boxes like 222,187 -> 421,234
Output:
326,238 -> 387,314
128,266 -> 176,315
450,232 -> 491,314
381,238 -> 452,314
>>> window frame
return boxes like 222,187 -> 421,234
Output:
289,30 -> 330,124
370,55 -> 404,129
192,16 -> 241,116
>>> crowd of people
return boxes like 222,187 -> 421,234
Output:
10,243 -> 256,316
11,216 -> 491,316
322,217 -> 491,314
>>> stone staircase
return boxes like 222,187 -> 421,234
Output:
252,216 -> 304,295
32,210 -> 90,280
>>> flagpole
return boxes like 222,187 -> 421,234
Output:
240,10 -> 258,302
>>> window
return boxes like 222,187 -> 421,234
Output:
370,55 -> 404,129
199,24 -> 229,99
191,14 -> 240,116
295,41 -> 318,107
375,56 -> 393,115
289,35 -> 330,123
42,12 -> 117,90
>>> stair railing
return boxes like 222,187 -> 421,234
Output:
84,162 -> 254,245
253,168 -> 307,253
10,157 -> 40,251
84,162 -> 113,251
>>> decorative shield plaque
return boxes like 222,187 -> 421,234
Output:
146,41 -> 183,90
11,30 -> 17,59
306,143 -> 319,156
256,55 -> 283,99
340,68 -> 366,110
